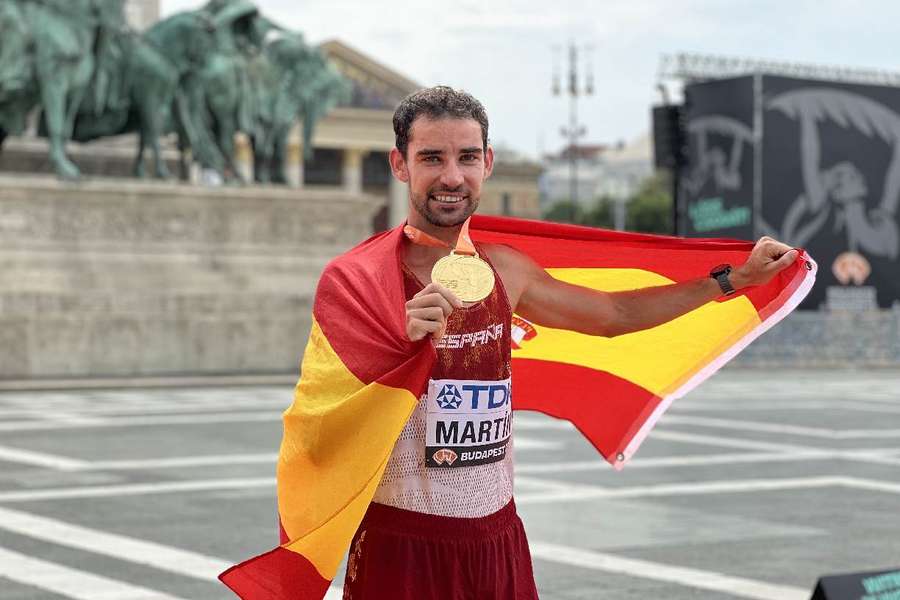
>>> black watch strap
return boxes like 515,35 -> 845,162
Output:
710,264 -> 735,296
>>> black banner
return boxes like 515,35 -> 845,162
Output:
677,74 -> 900,308
811,567 -> 900,600
680,76 -> 756,240
762,75 -> 900,309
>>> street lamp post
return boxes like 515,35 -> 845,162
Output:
553,42 -> 594,223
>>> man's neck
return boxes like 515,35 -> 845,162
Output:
403,216 -> 462,267
408,216 -> 462,247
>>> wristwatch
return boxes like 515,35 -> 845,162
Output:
710,264 -> 736,296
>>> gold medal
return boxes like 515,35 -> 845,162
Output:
431,251 -> 495,302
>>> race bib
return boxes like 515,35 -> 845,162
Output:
425,377 -> 512,468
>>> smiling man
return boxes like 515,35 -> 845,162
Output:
333,86 -> 799,599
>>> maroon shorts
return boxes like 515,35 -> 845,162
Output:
342,499 -> 539,600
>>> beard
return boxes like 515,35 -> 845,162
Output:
411,187 -> 480,228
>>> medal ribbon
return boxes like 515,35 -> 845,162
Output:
403,217 -> 477,256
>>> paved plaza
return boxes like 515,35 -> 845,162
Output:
0,369 -> 898,599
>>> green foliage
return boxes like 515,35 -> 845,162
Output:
543,201 -> 583,224
626,173 -> 673,234
584,198 -> 614,228
543,198 -> 614,228
543,173 -> 673,233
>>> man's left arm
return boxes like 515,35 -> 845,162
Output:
510,237 -> 799,338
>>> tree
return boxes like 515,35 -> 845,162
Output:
543,201 -> 583,224
626,173 -> 673,234
582,197 -> 614,228
543,198 -> 614,228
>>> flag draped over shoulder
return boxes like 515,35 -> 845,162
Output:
219,225 -> 436,599
220,215 -> 816,599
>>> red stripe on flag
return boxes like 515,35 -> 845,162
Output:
472,214 -> 752,250
512,358 -> 662,462
472,215 -> 814,318
220,547 -> 330,600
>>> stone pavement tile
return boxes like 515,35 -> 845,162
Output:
663,409 -> 900,431
524,457 -> 860,488
0,467 -> 124,491
638,488 -> 900,581
522,432 -> 764,462
690,368 -> 900,395
618,536 -> 892,594
654,486 -> 900,535
13,490 -> 278,564
533,556 -> 741,600
151,462 -> 276,481
0,530 -> 226,600
519,497 -> 823,552
0,420 -> 281,461
0,578 -> 71,600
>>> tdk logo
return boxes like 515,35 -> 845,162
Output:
434,381 -> 510,410
436,384 -> 463,409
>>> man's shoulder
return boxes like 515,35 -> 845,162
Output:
319,226 -> 400,287
481,242 -> 534,271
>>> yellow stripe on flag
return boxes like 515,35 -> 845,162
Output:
512,268 -> 762,397
277,319 -> 419,579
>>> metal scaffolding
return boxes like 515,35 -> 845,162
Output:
658,52 -> 900,87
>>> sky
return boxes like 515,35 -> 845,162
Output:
162,0 -> 900,159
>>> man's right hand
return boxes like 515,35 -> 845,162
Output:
405,282 -> 462,343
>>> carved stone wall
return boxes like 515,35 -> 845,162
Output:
0,176 -> 381,378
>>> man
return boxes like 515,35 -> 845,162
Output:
338,86 -> 798,598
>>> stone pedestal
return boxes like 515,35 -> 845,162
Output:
0,175 -> 384,378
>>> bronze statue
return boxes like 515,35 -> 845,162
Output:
0,0 -> 101,179
250,24 -> 350,184
69,0 -> 184,178
0,0 -> 352,184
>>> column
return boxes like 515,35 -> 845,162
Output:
389,174 -> 408,226
285,122 -> 303,188
234,133 -> 253,183
342,148 -> 364,195
288,142 -> 304,188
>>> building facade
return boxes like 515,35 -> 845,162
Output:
541,135 -> 653,212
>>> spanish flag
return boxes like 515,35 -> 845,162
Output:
220,215 -> 816,599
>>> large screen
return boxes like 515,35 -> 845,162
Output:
678,75 -> 900,309
680,76 -> 756,241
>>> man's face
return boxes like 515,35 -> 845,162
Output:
390,116 -> 494,228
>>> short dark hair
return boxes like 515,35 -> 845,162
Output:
393,86 -> 489,157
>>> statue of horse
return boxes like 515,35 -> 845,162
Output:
69,4 -> 232,179
0,0 -> 101,179
250,30 -> 351,184
166,0 -> 263,181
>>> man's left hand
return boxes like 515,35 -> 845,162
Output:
731,236 -> 799,290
